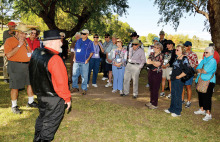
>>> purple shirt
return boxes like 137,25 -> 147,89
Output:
91,42 -> 103,58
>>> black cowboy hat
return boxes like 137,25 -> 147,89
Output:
130,32 -> 139,38
43,30 -> 61,41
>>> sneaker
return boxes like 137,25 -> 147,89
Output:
182,100 -> 185,104
87,84 -> 89,88
92,84 -> 98,87
70,88 -> 79,93
119,90 -> 123,95
203,114 -> 212,121
4,79 -> 9,83
102,77 -> 108,81
12,106 -> 22,114
82,90 -> 87,95
145,102 -> 152,107
133,95 -> 138,99
164,109 -> 171,114
160,92 -> 165,97
105,82 -> 112,87
27,102 -> 38,108
166,94 -> 171,99
120,94 -> 128,97
148,105 -> 158,109
112,90 -> 117,93
185,101 -> 191,108
194,109 -> 206,115
171,113 -> 181,117
145,84 -> 149,87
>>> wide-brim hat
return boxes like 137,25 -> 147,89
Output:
183,41 -> 192,47
159,30 -> 165,35
130,32 -> 139,38
132,39 -> 141,45
43,30 -> 61,41
13,24 -> 31,34
166,40 -> 175,46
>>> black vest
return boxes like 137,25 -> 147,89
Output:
29,48 -> 58,97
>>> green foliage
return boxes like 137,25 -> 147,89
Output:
154,0 -> 208,30
13,0 -> 129,38
0,0 -> 14,30
140,36 -> 147,43
147,33 -> 158,45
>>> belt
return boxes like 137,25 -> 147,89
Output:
16,62 -> 29,64
129,62 -> 140,65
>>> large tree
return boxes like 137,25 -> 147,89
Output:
14,0 -> 129,38
154,0 -> 220,83
0,0 -> 13,30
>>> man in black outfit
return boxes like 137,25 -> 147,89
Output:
29,30 -> 71,142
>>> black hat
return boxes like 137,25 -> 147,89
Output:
105,33 -> 110,37
130,32 -> 139,38
43,30 -> 61,41
166,40 -> 175,46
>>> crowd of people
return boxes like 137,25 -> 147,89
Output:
1,22 -> 219,141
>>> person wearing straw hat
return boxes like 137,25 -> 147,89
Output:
121,39 -> 146,98
2,21 -> 17,83
4,24 -> 38,114
29,30 -> 71,141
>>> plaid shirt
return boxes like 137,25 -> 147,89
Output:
148,52 -> 164,72
185,51 -> 198,68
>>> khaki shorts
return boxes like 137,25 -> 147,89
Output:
8,61 -> 30,89
162,67 -> 172,80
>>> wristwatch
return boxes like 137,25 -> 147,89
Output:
17,45 -> 21,48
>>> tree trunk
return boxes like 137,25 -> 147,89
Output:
208,0 -> 220,84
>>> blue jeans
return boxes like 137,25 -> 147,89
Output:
88,58 -> 100,84
72,62 -> 89,91
168,79 -> 184,115
112,65 -> 125,91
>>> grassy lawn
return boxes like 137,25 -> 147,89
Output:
0,69 -> 220,142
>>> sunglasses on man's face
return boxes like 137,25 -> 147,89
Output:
81,33 -> 87,35
204,52 -> 209,54
105,36 -> 109,38
94,37 -> 99,38
132,44 -> 138,46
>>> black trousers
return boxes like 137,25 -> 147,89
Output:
198,83 -> 215,111
34,96 -> 65,142
101,57 -> 108,77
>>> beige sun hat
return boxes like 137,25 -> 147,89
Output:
132,39 -> 140,45
14,24 -> 31,34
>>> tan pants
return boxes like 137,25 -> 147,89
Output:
123,63 -> 141,96
3,53 -> 9,79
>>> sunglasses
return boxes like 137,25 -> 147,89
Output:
132,44 -> 138,46
94,37 -> 99,38
31,32 -> 36,35
81,33 -> 87,35
153,47 -> 159,49
105,36 -> 109,38
204,52 -> 209,54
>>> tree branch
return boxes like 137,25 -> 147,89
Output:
58,3 -> 80,18
185,0 -> 209,20
21,0 -> 41,17
37,0 -> 48,11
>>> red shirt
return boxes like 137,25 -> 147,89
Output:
203,50 -> 220,64
26,38 -> 40,51
45,47 -> 71,102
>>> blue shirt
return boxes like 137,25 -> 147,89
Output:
195,55 -> 217,83
74,38 -> 94,63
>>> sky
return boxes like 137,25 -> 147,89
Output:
118,0 -> 211,41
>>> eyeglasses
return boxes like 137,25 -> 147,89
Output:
81,33 -> 87,35
105,36 -> 109,38
31,32 -> 36,35
204,52 -> 209,54
153,47 -> 159,49
132,44 -> 138,46
94,37 -> 99,38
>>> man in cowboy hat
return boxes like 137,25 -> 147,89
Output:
29,30 -> 71,142
127,32 -> 144,51
122,39 -> 146,98
159,30 -> 167,53
2,21 -> 17,83
4,24 -> 38,114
